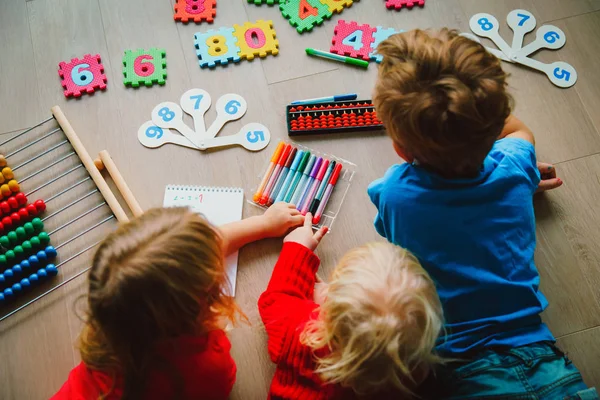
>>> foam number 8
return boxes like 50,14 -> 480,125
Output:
71,63 -> 93,86
158,107 -> 175,122
133,55 -> 155,77
145,125 -> 163,139
225,100 -> 241,115
246,130 -> 265,143
185,0 -> 205,14
206,35 -> 228,56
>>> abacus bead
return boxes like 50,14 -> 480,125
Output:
10,212 -> 20,224
3,288 -> 13,298
18,208 -> 28,219
16,192 -> 26,205
1,185 -> 10,197
2,167 -> 13,180
46,246 -> 57,258
13,245 -> 24,257
5,250 -> 15,262
12,283 -> 22,292
26,204 -> 36,215
0,274 -> 5,285
28,255 -> 38,265
16,226 -> 26,239
2,216 -> 12,228
0,254 -> 6,266
0,293 -> 4,303
0,155 -> 5,167
20,278 -> 30,288
24,222 -> 34,235
4,268 -> 13,279
39,232 -> 50,244
22,241 -> 32,252
0,202 -> 9,213
30,236 -> 40,247
29,273 -> 38,283
34,200 -> 46,212
20,259 -> 30,270
36,250 -> 47,261
37,268 -> 47,278
46,264 -> 58,276
12,265 -> 22,274
7,230 -> 17,243
8,180 -> 19,192
32,218 -> 43,231
0,174 -> 4,184
0,235 -> 9,247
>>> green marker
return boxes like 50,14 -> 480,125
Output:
305,48 -> 369,69
283,151 -> 311,203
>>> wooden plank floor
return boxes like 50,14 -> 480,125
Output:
1,1 -> 599,398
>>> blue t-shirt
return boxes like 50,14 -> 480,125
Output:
368,138 -> 554,355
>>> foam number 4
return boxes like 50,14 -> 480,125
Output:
232,21 -> 279,61
71,64 -> 93,86
138,121 -> 198,149
469,13 -> 513,58
151,102 -> 199,146
204,123 -> 271,151
180,89 -> 212,136
515,25 -> 566,58
507,9 -> 536,51
205,94 -> 248,139
342,30 -> 363,51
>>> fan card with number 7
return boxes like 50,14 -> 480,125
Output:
180,89 -> 212,136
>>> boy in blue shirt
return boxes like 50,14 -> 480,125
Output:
369,28 -> 597,399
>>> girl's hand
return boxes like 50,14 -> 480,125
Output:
284,213 -> 328,251
261,203 -> 305,238
536,162 -> 563,193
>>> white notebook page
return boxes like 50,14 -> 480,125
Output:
163,185 -> 244,295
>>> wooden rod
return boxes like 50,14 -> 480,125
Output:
50,106 -> 129,223
96,150 -> 143,217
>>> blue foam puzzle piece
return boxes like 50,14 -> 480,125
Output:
194,27 -> 242,69
370,27 -> 402,63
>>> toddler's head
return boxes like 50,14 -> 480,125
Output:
302,242 -> 443,396
78,207 -> 240,397
374,28 -> 512,178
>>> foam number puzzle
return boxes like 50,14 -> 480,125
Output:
122,49 -> 167,88
248,0 -> 279,4
319,0 -> 355,14
329,21 -> 401,63
279,0 -> 332,34
194,20 -> 278,68
467,9 -> 577,88
138,88 -> 271,152
385,0 -> 425,10
58,54 -> 107,98
174,0 -> 216,23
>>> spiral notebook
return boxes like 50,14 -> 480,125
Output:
163,185 -> 244,295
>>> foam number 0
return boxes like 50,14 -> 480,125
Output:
133,55 -> 155,77
342,30 -> 363,51
71,63 -> 93,86
244,28 -> 267,49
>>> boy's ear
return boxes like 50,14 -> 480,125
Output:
393,141 -> 415,163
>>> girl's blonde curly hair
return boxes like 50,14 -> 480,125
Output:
301,242 -> 444,397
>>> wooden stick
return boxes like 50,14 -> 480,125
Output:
50,106 -> 129,223
96,150 -> 143,217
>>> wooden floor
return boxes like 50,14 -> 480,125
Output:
1,0 -> 600,398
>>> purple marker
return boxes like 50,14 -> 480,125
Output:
296,157 -> 323,211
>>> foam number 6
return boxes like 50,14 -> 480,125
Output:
133,55 -> 155,77
71,64 -> 93,86
180,89 -> 212,136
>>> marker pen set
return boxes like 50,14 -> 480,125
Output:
252,142 -> 353,227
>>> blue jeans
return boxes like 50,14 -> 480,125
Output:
420,342 -> 598,399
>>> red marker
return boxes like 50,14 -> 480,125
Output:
253,142 -> 285,202
260,144 -> 292,205
312,163 -> 342,225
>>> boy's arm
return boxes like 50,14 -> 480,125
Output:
498,115 -> 535,146
219,203 -> 304,256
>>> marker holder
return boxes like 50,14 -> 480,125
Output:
250,141 -> 356,230
286,99 -> 385,136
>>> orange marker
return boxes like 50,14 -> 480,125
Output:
259,144 -> 292,205
253,142 -> 285,202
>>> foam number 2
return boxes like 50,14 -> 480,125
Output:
342,30 -> 363,51
71,64 -> 93,86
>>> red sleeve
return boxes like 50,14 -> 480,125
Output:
258,242 -> 321,364
51,362 -> 114,400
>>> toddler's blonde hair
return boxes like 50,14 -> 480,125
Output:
301,242 -> 443,397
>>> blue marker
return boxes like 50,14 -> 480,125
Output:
290,155 -> 316,206
291,93 -> 358,105
275,150 -> 304,203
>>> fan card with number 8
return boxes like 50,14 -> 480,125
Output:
180,89 -> 212,136
151,102 -> 200,146
469,13 -> 514,58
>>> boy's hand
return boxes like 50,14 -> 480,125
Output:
536,162 -> 563,193
284,213 -> 328,251
261,203 -> 305,238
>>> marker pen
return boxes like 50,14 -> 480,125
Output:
296,157 -> 322,211
267,147 -> 297,206
290,155 -> 316,207
275,150 -> 304,203
259,144 -> 292,205
309,160 -> 336,215
313,163 -> 343,225
253,142 -> 285,202
300,159 -> 329,215
283,152 -> 311,203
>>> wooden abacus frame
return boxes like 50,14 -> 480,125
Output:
0,106 -> 142,321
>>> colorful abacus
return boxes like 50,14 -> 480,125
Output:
286,100 -> 385,136
0,107 -> 141,322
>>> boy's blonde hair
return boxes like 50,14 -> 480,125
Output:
374,28 -> 512,178
301,242 -> 443,396
78,207 -> 243,399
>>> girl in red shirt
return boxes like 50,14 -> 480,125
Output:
259,213 -> 445,399
53,204 -> 304,400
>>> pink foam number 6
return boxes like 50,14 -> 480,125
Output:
244,28 -> 267,49
185,0 -> 206,14
133,55 -> 155,77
